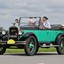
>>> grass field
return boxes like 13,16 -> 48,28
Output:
5,48 -> 56,54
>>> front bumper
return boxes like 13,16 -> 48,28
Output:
0,41 -> 26,45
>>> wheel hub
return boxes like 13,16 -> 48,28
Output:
29,43 -> 34,48
60,43 -> 63,48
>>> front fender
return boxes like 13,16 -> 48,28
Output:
23,32 -> 34,38
19,32 -> 37,41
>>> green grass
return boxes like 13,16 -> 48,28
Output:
38,48 -> 56,52
5,48 -> 56,54
6,49 -> 24,53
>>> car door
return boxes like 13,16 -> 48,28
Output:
35,29 -> 50,42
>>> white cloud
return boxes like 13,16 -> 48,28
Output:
0,0 -> 64,29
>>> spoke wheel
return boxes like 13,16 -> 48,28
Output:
56,37 -> 64,54
24,36 -> 37,56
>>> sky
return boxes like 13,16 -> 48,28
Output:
0,0 -> 64,29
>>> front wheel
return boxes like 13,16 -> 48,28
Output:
24,36 -> 37,56
0,46 -> 6,55
56,37 -> 64,54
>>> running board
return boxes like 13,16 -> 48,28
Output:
40,43 -> 59,48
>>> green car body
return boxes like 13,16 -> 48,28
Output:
21,29 -> 64,42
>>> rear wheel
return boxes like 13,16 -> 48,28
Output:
24,36 -> 37,56
56,37 -> 64,54
0,46 -> 6,55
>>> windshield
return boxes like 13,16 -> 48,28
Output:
19,17 -> 39,27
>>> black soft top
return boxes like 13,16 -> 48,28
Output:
20,24 -> 64,30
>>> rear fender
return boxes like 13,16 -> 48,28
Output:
56,33 -> 64,39
55,33 -> 64,44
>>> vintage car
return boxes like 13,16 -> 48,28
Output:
0,17 -> 64,56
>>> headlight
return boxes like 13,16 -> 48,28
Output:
2,30 -> 6,35
18,30 -> 22,35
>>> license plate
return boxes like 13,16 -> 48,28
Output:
7,39 -> 15,44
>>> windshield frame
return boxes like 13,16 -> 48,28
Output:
17,17 -> 41,28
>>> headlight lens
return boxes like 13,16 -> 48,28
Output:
2,30 -> 6,35
18,30 -> 22,35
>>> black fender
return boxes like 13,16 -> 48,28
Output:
19,32 -> 38,42
56,33 -> 64,40
19,32 -> 39,49
55,33 -> 64,45
24,32 -> 36,38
